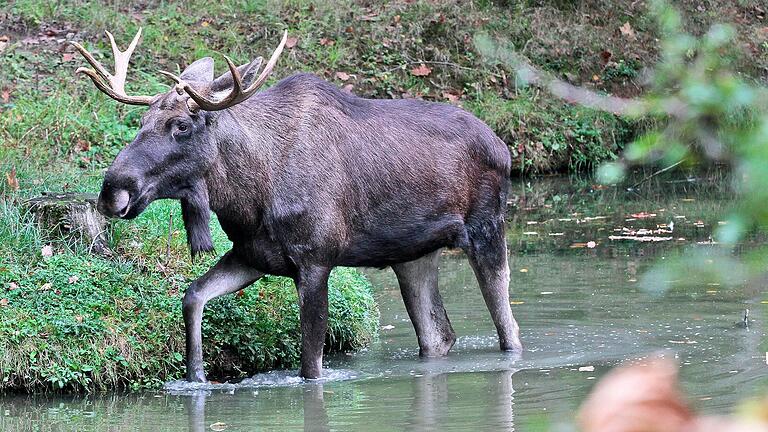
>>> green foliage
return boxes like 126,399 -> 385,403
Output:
0,251 -> 378,392
467,89 -> 630,172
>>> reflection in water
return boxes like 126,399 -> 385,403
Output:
303,383 -> 330,432
2,171 -> 766,430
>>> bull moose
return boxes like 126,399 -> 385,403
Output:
72,29 -> 522,381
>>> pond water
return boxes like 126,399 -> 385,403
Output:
3,171 -> 766,431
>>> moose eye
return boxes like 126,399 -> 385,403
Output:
173,121 -> 192,138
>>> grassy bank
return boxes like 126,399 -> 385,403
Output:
0,222 -> 378,392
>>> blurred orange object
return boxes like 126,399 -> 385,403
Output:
577,357 -> 768,432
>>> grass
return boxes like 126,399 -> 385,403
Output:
0,201 -> 379,392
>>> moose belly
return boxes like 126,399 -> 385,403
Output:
338,213 -> 468,267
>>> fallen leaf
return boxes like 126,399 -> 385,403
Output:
442,91 -> 460,103
40,283 -> 52,291
41,245 -> 53,258
68,275 -> 79,284
319,38 -> 334,46
410,64 -> 432,77
619,22 -> 635,39
62,52 -> 74,62
285,37 -> 298,49
334,71 -> 350,81
201,21 -> 210,27
1,88 -> 10,103
0,298 -> 7,306
342,84 -> 354,93
75,315 -> 83,323
7,282 -> 18,290
0,41 -> 6,54
6,166 -> 19,191
75,139 -> 90,152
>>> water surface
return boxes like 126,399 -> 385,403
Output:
2,171 -> 766,431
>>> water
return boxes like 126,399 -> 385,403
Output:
3,171 -> 766,431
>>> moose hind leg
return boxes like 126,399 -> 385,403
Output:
392,249 -> 456,357
182,251 -> 263,382
466,222 -> 522,352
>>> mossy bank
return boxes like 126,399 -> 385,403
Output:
0,249 -> 378,393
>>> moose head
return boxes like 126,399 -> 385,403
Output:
72,29 -> 287,254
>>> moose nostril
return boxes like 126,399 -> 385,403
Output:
113,189 -> 131,216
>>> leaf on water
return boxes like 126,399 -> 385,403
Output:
523,231 -> 539,235
6,166 -> 19,191
410,64 -> 432,77
510,300 -> 525,305
579,366 -> 595,372
41,245 -> 53,258
381,324 -> 395,330
210,422 -> 228,431
519,268 -> 528,273
285,37 -> 298,48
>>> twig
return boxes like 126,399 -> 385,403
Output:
627,159 -> 685,190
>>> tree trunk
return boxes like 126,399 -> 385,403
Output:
26,192 -> 113,257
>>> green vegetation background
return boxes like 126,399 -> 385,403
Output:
0,0 -> 766,392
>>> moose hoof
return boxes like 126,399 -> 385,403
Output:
186,369 -> 207,383
500,337 -> 523,353
418,333 -> 457,357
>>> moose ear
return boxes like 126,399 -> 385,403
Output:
211,57 -> 264,93
180,57 -> 215,82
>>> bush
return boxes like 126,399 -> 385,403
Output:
0,253 -> 378,392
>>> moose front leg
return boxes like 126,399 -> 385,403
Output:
182,251 -> 263,382
296,266 -> 331,379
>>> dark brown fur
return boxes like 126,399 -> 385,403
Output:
96,62 -> 521,381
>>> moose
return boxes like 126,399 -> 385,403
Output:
72,29 -> 522,381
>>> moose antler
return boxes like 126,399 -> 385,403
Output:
70,28 -> 154,106
159,30 -> 288,112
